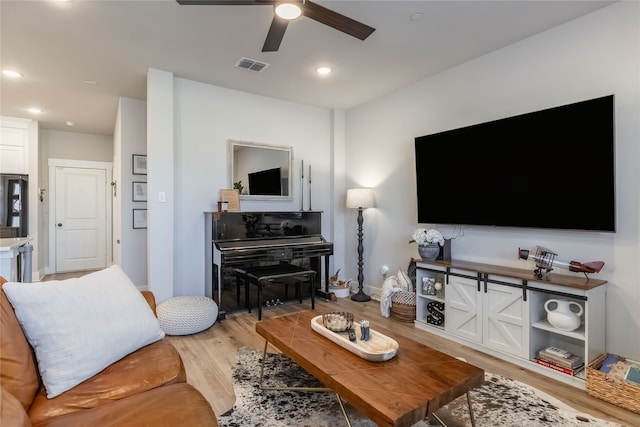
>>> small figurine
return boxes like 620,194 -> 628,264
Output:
518,246 -> 605,279
360,319 -> 370,341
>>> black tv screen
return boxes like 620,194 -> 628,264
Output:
415,95 -> 615,232
248,167 -> 282,196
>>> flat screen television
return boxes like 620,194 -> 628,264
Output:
414,94 -> 615,232
248,167 -> 282,196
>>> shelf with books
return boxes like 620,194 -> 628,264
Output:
534,358 -> 586,378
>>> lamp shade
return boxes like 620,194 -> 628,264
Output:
346,188 -> 375,209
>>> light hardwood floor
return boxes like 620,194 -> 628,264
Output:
167,296 -> 640,426
43,271 -> 639,426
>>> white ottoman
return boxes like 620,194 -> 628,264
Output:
157,296 -> 218,336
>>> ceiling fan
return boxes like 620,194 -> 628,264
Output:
176,0 -> 375,52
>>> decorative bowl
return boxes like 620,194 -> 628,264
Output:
322,311 -> 354,332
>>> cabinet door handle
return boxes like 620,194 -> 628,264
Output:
57,223 -> 63,227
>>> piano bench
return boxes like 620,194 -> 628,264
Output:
234,264 -> 317,320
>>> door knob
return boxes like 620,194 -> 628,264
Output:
57,223 -> 62,227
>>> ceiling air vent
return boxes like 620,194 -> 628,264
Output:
236,57 -> 269,72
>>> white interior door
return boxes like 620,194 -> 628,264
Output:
55,166 -> 107,272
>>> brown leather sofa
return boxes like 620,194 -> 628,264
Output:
0,277 -> 218,427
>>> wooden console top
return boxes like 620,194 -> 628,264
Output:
417,259 -> 607,291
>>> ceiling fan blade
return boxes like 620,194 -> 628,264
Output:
176,1 -> 271,5
302,1 -> 375,41
262,16 -> 289,52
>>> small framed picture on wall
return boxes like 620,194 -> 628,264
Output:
133,209 -> 147,229
132,181 -> 147,202
132,154 -> 147,175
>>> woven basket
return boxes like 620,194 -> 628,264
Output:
390,291 -> 416,323
586,353 -> 640,414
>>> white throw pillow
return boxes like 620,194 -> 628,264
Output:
3,265 -> 165,398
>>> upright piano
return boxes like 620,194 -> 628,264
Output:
204,211 -> 333,318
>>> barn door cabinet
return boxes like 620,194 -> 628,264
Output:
415,259 -> 606,389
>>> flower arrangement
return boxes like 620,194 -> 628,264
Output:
410,228 -> 445,247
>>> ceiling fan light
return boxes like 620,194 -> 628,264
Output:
275,3 -> 302,20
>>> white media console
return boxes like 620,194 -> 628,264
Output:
414,259 -> 607,388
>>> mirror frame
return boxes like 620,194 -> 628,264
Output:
228,140 -> 293,201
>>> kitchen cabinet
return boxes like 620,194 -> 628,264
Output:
0,124 -> 28,174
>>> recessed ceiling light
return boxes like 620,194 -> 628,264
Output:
2,70 -> 23,78
275,3 -> 302,20
65,121 -> 76,127
410,12 -> 424,21
315,66 -> 332,75
83,80 -> 98,85
28,107 -> 42,114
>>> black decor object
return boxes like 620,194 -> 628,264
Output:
346,188 -> 375,302
351,205 -> 370,302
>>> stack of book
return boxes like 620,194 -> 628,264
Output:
536,347 -> 584,376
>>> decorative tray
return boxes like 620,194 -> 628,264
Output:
310,315 -> 398,362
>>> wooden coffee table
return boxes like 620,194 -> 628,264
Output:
255,310 -> 484,427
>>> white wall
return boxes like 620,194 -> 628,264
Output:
40,130 -> 112,163
114,98 -> 147,289
346,2 -> 639,359
147,69 -> 175,303
146,73 -> 338,300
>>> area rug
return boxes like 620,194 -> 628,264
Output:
218,347 -> 623,427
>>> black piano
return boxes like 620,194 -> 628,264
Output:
204,211 -> 333,318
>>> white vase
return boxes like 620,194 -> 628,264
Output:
418,244 -> 440,261
544,299 -> 583,331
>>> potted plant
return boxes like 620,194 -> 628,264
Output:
233,180 -> 244,194
410,228 -> 444,261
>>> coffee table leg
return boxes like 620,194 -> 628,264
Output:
431,391 -> 476,427
334,394 -> 353,427
258,339 -> 354,427
466,391 -> 476,427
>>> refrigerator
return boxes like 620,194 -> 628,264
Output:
0,174 -> 28,238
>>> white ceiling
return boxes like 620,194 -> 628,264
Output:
1,0 -> 616,136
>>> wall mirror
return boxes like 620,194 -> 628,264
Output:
228,140 -> 293,200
